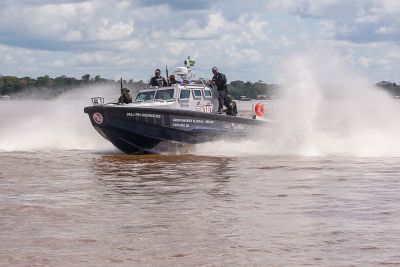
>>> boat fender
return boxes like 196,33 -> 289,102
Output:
255,103 -> 265,117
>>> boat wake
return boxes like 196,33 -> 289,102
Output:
194,47 -> 400,157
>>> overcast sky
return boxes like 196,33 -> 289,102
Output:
0,0 -> 399,83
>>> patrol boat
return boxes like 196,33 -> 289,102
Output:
84,59 -> 269,154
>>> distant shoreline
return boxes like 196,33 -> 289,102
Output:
1,75 -> 399,100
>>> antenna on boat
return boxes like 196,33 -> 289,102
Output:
187,56 -> 195,67
185,56 -> 195,81
120,77 -> 123,90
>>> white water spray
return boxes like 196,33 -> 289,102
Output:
196,47 -> 400,157
0,85 -> 118,152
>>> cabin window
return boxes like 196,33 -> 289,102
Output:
154,89 -> 175,100
193,89 -> 202,99
203,89 -> 212,98
135,91 -> 155,101
180,89 -> 190,99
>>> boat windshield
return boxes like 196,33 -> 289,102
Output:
154,88 -> 175,101
135,91 -> 155,102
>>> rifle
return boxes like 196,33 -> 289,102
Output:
165,65 -> 169,85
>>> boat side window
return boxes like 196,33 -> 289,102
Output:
180,89 -> 191,100
135,91 -> 155,102
203,89 -> 212,98
154,88 -> 175,100
193,89 -> 202,99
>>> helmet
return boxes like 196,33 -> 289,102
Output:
212,67 -> 218,74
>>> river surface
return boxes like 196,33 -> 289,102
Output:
1,95 -> 400,266
1,151 -> 400,267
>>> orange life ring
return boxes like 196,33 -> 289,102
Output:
255,103 -> 265,117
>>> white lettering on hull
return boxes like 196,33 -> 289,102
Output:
127,112 -> 161,119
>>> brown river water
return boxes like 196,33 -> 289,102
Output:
1,86 -> 400,266
1,151 -> 399,266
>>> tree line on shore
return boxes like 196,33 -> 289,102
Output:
376,81 -> 400,97
0,74 -> 147,99
0,74 -> 399,100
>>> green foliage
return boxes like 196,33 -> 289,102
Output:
0,75 -> 131,99
81,74 -> 90,82
228,80 -> 278,99
0,76 -> 25,95
376,81 -> 400,97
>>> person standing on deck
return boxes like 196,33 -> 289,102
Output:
168,75 -> 178,85
210,67 -> 228,114
149,69 -> 167,87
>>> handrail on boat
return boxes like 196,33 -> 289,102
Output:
91,97 -> 104,106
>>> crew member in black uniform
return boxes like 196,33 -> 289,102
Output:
225,95 -> 237,116
150,69 -> 167,87
211,67 -> 228,114
168,74 -> 178,85
118,87 -> 132,104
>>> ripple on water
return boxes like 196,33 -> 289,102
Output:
0,152 -> 400,266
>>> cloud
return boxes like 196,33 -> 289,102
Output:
136,0 -> 210,11
0,0 -> 399,83
46,60 -> 67,68
375,26 -> 395,35
0,0 -> 137,50
62,30 -> 82,41
117,40 -> 143,51
265,0 -> 342,17
265,0 -> 400,43
172,12 -> 226,40
0,2 -> 95,38
96,20 -> 134,41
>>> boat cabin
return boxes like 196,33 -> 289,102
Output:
132,83 -> 219,113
